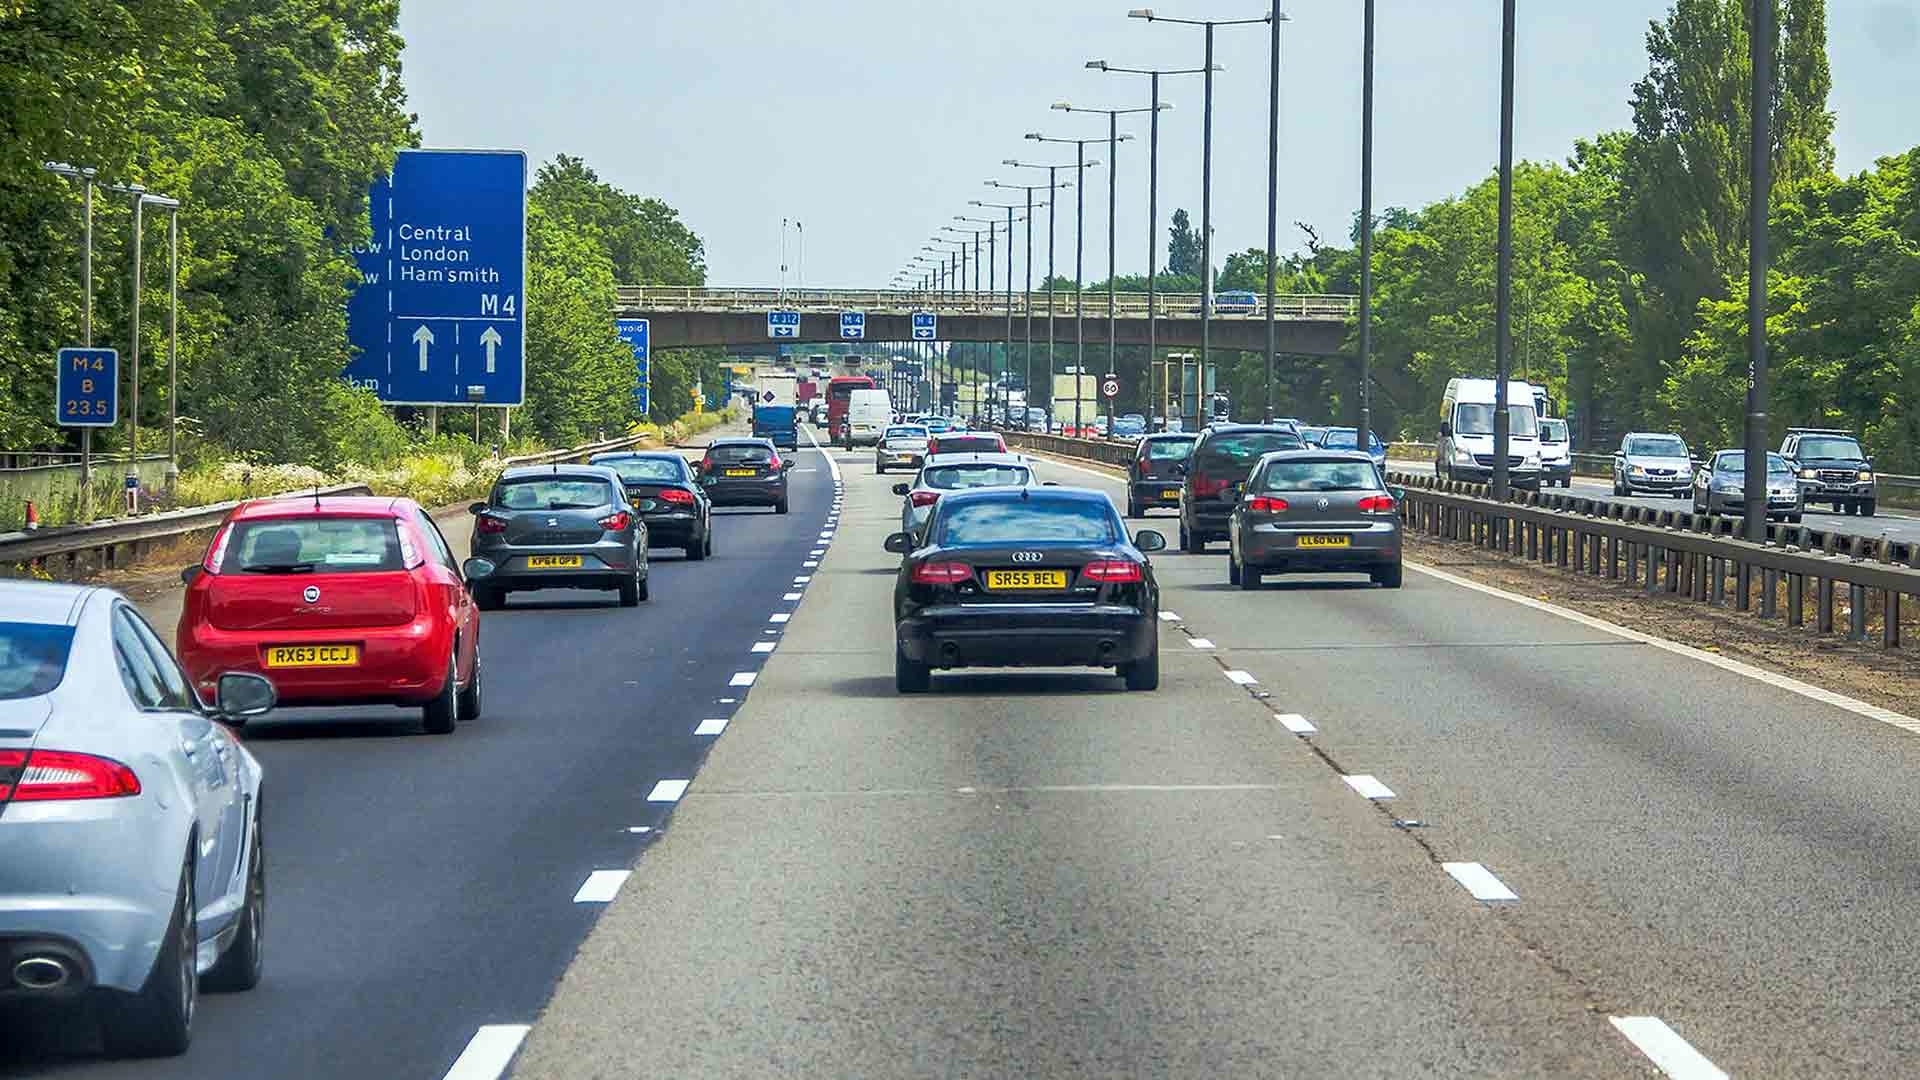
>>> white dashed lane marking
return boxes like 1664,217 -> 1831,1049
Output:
571,870 -> 631,904
1274,712 -> 1317,734
1188,638 -> 1215,650
694,717 -> 728,736
1224,670 -> 1258,686
1342,774 -> 1396,800
1442,862 -> 1518,902
729,671 -> 757,687
769,613 -> 790,623
647,779 -> 690,803
441,1024 -> 531,1080
752,641 -> 776,653
783,592 -> 803,600
1608,1017 -> 1729,1080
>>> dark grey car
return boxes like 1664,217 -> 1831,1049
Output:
467,465 -> 649,609
1691,450 -> 1803,522
1227,450 -> 1404,589
697,438 -> 793,514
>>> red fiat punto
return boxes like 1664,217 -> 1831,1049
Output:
177,496 -> 481,734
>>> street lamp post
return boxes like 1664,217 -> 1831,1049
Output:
1356,0 -> 1375,450
968,205 -> 1025,426
1744,0 -> 1773,540
1003,162 -> 1075,429
42,162 -> 98,484
1088,61 -> 1203,431
1052,103 -> 1155,405
1492,0 -> 1516,501
1126,9 -> 1267,431
1024,136 -> 1104,435
988,180 -> 1053,425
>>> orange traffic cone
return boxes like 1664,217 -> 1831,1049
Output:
23,500 -> 40,531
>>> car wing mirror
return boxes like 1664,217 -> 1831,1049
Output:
1133,529 -> 1168,552
1389,486 -> 1407,502
883,532 -> 912,554
1439,422 -> 1453,437
180,565 -> 203,586
892,482 -> 911,496
462,557 -> 496,583
468,501 -> 488,515
213,672 -> 276,726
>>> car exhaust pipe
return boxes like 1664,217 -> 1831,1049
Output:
1098,640 -> 1116,658
12,956 -> 71,991
940,642 -> 960,662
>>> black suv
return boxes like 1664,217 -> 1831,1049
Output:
1177,424 -> 1305,553
1780,428 -> 1877,516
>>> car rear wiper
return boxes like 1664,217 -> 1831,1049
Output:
240,562 -> 321,574
543,502 -> 599,510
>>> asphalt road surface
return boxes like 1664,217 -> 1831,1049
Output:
12,434 -> 1920,1077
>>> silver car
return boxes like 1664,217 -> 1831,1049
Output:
1612,432 -> 1694,497
467,465 -> 649,609
0,581 -> 276,1057
875,425 -> 930,474
1227,450 -> 1404,589
1692,450 -> 1804,522
891,452 -> 1038,544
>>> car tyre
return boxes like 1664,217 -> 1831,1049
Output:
895,642 -> 931,694
202,810 -> 264,993
775,497 -> 790,515
1126,497 -> 1141,519
876,463 -> 886,474
637,572 -> 651,602
456,652 -> 483,721
618,570 -> 640,607
1180,521 -> 1204,554
1121,638 -> 1160,691
1227,552 -> 1241,585
99,860 -> 195,1057
1372,563 -> 1404,589
1237,556 -> 1260,590
472,584 -> 503,611
685,532 -> 707,561
1863,499 -> 1877,517
422,655 -> 458,734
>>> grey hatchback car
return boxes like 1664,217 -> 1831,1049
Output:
697,438 -> 794,514
467,465 -> 649,608
1226,450 -> 1404,588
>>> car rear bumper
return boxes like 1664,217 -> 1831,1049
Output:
640,512 -> 699,544
877,450 -> 925,469
1238,522 -> 1401,572
181,614 -> 451,705
1131,480 -> 1185,506
1449,464 -> 1542,488
1184,506 -> 1234,537
898,603 -> 1156,669
706,480 -> 786,506
1543,462 -> 1573,480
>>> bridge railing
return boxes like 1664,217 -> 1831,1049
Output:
616,286 -> 1357,322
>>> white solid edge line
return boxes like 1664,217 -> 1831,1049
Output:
1441,861 -> 1519,902
442,1024 -> 532,1080
803,423 -> 843,483
571,869 -> 631,904
694,716 -> 729,735
1342,774 -> 1396,800
1224,669 -> 1258,686
752,641 -> 777,653
1406,560 -> 1920,736
1275,712 -> 1318,734
728,671 -> 757,687
1188,638 -> 1215,649
647,778 -> 691,803
1609,1016 -> 1730,1080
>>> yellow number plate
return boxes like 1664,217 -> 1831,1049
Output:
264,644 -> 359,668
984,569 -> 1069,591
724,468 -> 756,477
526,554 -> 583,569
1162,488 -> 1182,499
1297,535 -> 1351,548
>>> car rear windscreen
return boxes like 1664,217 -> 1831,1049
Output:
708,444 -> 776,465
1198,432 -> 1300,468
0,622 -> 76,700
227,518 -> 405,573
1146,439 -> 1196,461
494,478 -> 618,510
600,458 -> 685,484
924,465 -> 1031,490
935,436 -> 1001,453
1260,461 -> 1383,493
937,499 -> 1117,545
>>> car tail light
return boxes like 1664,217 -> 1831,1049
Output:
475,514 -> 509,534
699,456 -> 715,473
1357,495 -> 1397,513
1194,476 -> 1231,499
1081,559 -> 1145,583
598,510 -> 633,532
1248,496 -> 1290,512
909,491 -> 941,508
0,749 -> 140,803
911,561 -> 973,585
658,488 -> 696,506
203,524 -> 234,573
767,454 -> 782,470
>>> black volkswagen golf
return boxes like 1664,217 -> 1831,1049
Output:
885,487 -> 1167,694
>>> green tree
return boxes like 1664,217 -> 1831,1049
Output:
1167,208 -> 1198,276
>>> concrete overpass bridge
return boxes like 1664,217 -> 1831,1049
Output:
614,287 -> 1356,355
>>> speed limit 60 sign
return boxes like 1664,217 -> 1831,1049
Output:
1100,374 -> 1120,399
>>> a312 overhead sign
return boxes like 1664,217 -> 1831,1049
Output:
346,149 -> 527,406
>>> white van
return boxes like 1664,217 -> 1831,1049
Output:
845,388 -> 893,447
1437,378 -> 1542,489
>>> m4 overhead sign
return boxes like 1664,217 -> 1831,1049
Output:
346,149 -> 527,406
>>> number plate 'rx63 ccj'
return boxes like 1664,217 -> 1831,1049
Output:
984,569 -> 1069,591
265,644 -> 359,668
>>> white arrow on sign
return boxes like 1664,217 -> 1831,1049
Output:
479,325 -> 502,373
412,324 -> 434,372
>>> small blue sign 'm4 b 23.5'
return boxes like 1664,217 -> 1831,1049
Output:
57,347 -> 118,427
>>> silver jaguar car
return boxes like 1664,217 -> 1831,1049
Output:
0,580 -> 276,1057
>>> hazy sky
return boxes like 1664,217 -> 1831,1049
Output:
398,1 -> 1920,288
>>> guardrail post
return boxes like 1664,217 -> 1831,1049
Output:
1788,573 -> 1804,626
1849,583 -> 1868,641
1607,535 -> 1619,579
1525,520 -> 1537,560
1760,568 -> 1778,618
1883,590 -> 1901,649
1735,561 -> 1752,611
1818,576 -> 1835,634
1627,539 -> 1639,583
1710,556 -> 1725,606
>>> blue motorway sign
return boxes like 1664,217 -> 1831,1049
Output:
839,311 -> 866,340
617,318 -> 651,414
767,310 -> 800,339
911,312 -> 937,340
346,149 -> 527,406
56,347 -> 118,427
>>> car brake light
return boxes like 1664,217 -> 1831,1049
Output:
658,488 -> 696,506
0,749 -> 140,802
1357,495 -> 1397,513
767,453 -> 782,470
909,491 -> 941,508
598,510 -> 633,532
911,561 -> 973,585
1194,476 -> 1231,498
1081,559 -> 1145,583
204,524 -> 233,573
476,515 -> 509,534
1248,496 -> 1290,512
